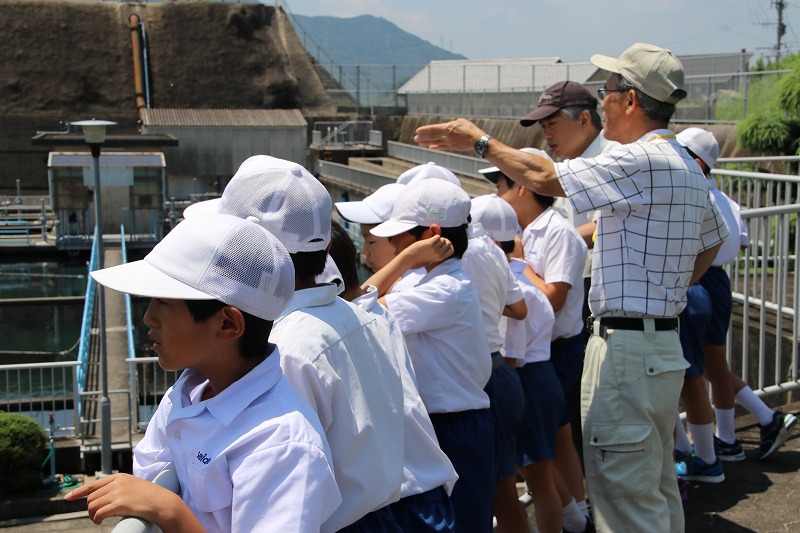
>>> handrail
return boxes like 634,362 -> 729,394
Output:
111,463 -> 180,533
75,226 -> 100,437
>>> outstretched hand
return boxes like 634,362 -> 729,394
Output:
414,118 -> 486,152
65,473 -> 199,531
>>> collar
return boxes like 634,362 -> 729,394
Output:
640,129 -> 677,143
582,130 -> 619,158
529,206 -> 556,231
508,257 -> 527,274
352,284 -> 379,313
167,349 -> 283,426
469,222 -> 485,238
707,177 -> 718,190
416,257 -> 461,285
276,283 -> 339,323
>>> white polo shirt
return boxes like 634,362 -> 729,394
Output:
708,178 -> 749,266
521,207 -> 588,340
556,129 -> 729,318
500,258 -> 556,365
133,351 -> 341,533
385,258 -> 492,413
460,230 -> 524,353
353,285 -> 458,497
271,284 -> 405,533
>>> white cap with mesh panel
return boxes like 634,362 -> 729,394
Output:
184,155 -> 332,254
478,147 -> 553,183
396,162 -> 461,186
334,183 -> 406,224
91,214 -> 295,321
470,194 -> 520,242
370,179 -> 471,238
676,127 -> 720,169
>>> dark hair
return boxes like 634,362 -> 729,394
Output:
560,105 -> 602,130
684,148 -> 711,176
532,191 -> 556,208
410,224 -> 469,259
329,220 -> 360,291
185,299 -> 273,359
499,240 -> 516,254
616,74 -> 676,123
289,249 -> 328,280
498,173 -> 516,190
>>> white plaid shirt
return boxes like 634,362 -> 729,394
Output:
556,129 -> 728,318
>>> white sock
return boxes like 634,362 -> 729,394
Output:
735,386 -> 775,426
688,422 -> 716,464
714,407 -> 737,444
674,412 -> 693,454
576,498 -> 589,518
563,499 -> 587,532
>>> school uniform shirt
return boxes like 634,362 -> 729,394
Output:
708,178 -> 749,266
385,257 -> 492,414
500,258 -> 556,365
353,285 -> 459,497
271,284 -> 405,533
521,206 -> 588,340
556,129 -> 729,318
460,229 -> 525,353
132,351 -> 341,533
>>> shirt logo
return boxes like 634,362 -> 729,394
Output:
196,451 -> 212,465
426,206 -> 447,221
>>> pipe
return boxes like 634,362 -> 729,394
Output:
128,14 -> 147,115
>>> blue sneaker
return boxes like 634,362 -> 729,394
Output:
714,435 -> 746,462
758,410 -> 798,460
677,453 -> 725,483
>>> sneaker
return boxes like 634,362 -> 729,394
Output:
757,410 -> 798,460
674,448 -> 692,463
714,435 -> 746,462
676,453 -> 725,483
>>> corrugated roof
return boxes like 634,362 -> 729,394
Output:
398,59 -> 596,94
140,108 -> 307,127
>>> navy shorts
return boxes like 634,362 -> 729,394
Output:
516,361 -> 563,464
698,266 -> 733,345
430,409 -> 495,533
680,284 -> 712,379
484,360 -> 525,479
337,505 -> 402,533
389,486 -> 455,533
549,334 -> 584,425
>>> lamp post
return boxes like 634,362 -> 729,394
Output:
72,119 -> 116,476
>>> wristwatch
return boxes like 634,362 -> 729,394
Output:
474,134 -> 493,158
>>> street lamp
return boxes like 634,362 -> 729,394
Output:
72,119 -> 116,477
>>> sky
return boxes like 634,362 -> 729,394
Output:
282,0 -> 800,64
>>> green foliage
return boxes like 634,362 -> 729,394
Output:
716,72 -> 785,121
777,69 -> 800,117
737,114 -> 798,154
0,412 -> 46,496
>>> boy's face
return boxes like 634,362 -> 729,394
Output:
389,229 -> 424,255
143,298 -> 218,372
360,224 -> 396,272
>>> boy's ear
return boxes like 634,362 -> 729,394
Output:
428,224 -> 442,237
217,306 -> 245,342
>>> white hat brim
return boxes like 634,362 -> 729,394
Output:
334,201 -> 382,225
183,199 -> 222,218
369,219 -> 418,238
478,166 -> 500,175
590,54 -> 620,73
91,260 -> 214,300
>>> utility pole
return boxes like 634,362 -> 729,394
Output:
773,0 -> 787,62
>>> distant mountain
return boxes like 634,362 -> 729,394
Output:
291,14 -> 466,67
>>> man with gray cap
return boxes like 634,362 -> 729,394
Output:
415,43 -> 729,533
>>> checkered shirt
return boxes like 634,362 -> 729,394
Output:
556,129 -> 729,318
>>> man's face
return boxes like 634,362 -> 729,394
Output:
360,224 -> 396,272
539,111 -> 592,159
600,75 -> 627,142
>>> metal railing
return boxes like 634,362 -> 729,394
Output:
127,357 -> 181,433
388,141 -> 492,179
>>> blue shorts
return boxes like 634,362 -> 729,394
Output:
337,505 -> 402,533
549,334 -> 584,425
680,284 -> 712,379
389,486 -> 455,533
484,359 -> 525,479
516,361 -> 563,464
430,409 -> 494,533
698,266 -> 733,345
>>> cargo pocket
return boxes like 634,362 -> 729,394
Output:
185,460 -> 233,513
587,423 -> 655,498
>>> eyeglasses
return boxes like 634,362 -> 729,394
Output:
597,87 -> 627,99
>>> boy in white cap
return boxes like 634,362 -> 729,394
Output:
365,179 -> 495,533
677,128 -> 797,461
65,215 -> 341,532
186,155 -> 406,533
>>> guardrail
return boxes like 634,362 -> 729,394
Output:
387,141 -> 493,179
0,220 -> 31,244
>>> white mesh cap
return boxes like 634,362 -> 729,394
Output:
371,179 -> 471,238
90,214 -> 295,321
334,183 -> 406,224
185,155 -> 332,254
470,194 -> 520,242
396,162 -> 461,186
677,127 -> 719,169
478,147 -> 553,182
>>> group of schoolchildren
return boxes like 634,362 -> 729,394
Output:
64,127 -> 796,533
